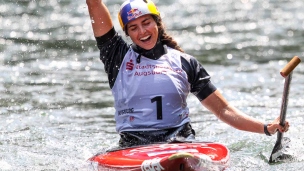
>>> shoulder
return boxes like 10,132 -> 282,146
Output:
179,52 -> 201,75
95,27 -> 128,48
95,27 -> 117,45
95,27 -> 130,62
179,52 -> 217,101
179,51 -> 201,67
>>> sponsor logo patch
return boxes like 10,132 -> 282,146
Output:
127,8 -> 143,21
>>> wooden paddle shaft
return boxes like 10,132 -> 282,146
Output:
280,56 -> 301,77
269,56 -> 301,163
279,73 -> 292,125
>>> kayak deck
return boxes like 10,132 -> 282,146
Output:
89,142 -> 229,171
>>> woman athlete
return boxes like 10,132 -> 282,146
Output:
86,0 -> 289,147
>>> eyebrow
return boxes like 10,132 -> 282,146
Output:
128,17 -> 151,29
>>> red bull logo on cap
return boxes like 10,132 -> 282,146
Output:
118,0 -> 160,30
127,8 -> 143,21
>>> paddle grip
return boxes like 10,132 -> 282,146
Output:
280,56 -> 301,77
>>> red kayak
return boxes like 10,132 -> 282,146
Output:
89,142 -> 229,171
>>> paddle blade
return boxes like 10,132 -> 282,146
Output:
269,136 -> 292,163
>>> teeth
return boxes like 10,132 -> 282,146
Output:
140,35 -> 150,41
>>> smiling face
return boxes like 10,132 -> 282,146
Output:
126,14 -> 159,50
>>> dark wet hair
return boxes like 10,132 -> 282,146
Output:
124,15 -> 184,53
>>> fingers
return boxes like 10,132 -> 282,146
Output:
279,121 -> 289,133
268,119 -> 290,135
268,120 -> 290,134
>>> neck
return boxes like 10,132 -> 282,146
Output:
131,41 -> 167,60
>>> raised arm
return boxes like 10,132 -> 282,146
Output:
86,0 -> 113,37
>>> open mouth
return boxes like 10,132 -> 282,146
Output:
140,35 -> 152,42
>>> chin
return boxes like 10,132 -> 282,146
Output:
143,46 -> 154,50
141,43 -> 156,50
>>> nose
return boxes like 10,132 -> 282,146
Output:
138,26 -> 146,34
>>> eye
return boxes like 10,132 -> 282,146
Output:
143,21 -> 150,26
142,18 -> 152,26
128,26 -> 137,32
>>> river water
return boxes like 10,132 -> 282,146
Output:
1,0 -> 304,170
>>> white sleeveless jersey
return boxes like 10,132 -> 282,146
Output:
112,47 -> 191,132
